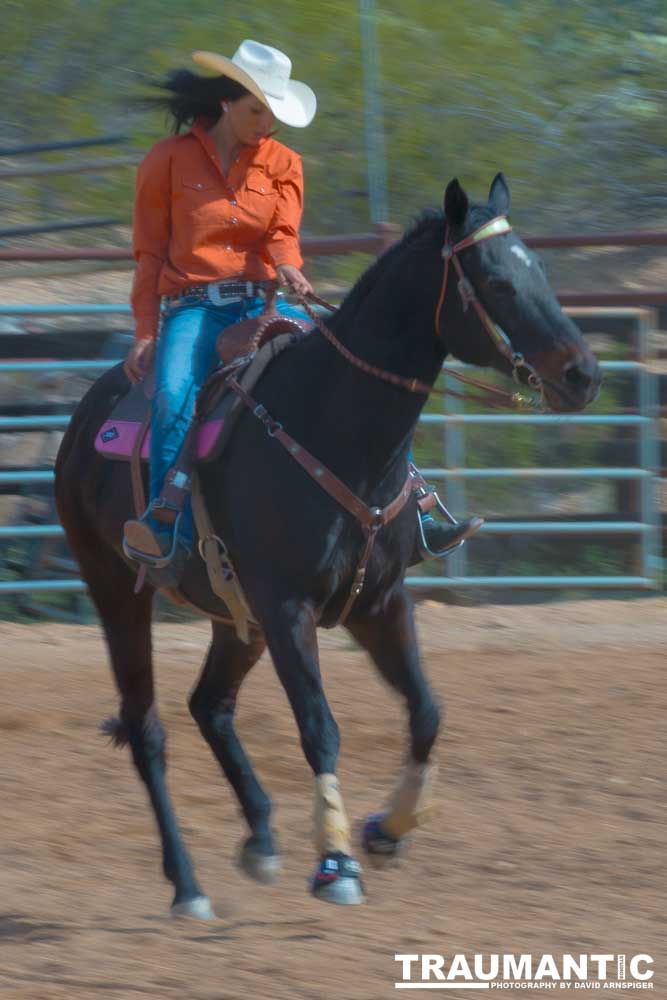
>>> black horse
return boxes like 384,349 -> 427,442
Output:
55,174 -> 600,917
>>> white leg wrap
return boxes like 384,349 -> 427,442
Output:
313,773 -> 351,856
381,758 -> 438,839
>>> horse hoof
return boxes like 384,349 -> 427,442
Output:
311,852 -> 364,905
362,813 -> 402,859
170,895 -> 216,920
239,840 -> 282,885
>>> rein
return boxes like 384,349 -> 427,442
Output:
221,221 -> 546,624
295,216 -> 545,411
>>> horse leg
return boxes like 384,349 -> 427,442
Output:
65,522 -> 212,918
188,623 -> 282,884
259,599 -> 363,905
347,587 -> 441,859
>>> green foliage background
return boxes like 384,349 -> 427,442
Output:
2,0 -> 666,236
1,1 -> 664,610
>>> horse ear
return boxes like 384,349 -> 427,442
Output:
444,178 -> 469,228
489,172 -> 511,215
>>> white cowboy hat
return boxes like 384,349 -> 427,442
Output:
192,40 -> 316,128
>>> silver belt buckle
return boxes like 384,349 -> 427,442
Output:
208,282 -> 241,307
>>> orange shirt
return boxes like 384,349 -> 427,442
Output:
130,122 -> 304,341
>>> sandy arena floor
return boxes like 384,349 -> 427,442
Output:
1,598 -> 665,999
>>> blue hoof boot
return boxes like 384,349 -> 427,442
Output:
311,851 -> 364,905
362,813 -> 401,859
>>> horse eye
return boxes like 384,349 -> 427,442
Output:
487,277 -> 516,297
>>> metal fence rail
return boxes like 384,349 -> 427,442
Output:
0,308 -> 663,600
0,135 -> 128,157
3,230 -> 667,308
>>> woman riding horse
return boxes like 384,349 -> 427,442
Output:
122,39 -> 480,583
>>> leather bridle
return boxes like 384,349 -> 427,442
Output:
436,215 -> 545,403
225,222 -> 546,625
296,215 -> 545,411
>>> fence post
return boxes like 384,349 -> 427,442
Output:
374,222 -> 401,253
638,312 -> 663,585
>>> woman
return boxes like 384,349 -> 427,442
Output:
123,39 -> 480,582
122,40 -> 317,579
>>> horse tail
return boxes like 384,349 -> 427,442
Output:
100,716 -> 130,747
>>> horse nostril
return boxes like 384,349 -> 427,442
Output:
564,363 -> 593,392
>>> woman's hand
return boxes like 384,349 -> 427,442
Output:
124,337 -> 155,384
276,264 -> 313,297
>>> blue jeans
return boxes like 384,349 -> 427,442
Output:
148,292 -> 308,548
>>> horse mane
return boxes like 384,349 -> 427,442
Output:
331,211 -> 443,328
331,201 -> 494,328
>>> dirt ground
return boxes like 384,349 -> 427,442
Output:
1,598 -> 665,999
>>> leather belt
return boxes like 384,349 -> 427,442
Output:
167,280 -> 273,307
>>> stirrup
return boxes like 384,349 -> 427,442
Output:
416,490 -> 482,559
123,512 -> 183,569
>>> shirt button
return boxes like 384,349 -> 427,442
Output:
225,245 -> 232,251
196,182 -> 203,189
231,217 -> 238,224
229,199 -> 237,206
259,186 -> 265,193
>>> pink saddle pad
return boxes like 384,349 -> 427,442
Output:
95,418 -> 224,462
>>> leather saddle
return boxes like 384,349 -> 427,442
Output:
94,304 -> 311,633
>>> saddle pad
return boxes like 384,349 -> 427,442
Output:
96,418 -> 225,462
95,330 -> 300,463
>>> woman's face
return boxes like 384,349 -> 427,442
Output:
225,94 -> 275,145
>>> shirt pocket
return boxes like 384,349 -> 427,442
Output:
178,175 -> 225,234
243,173 -> 278,230
181,176 -> 217,193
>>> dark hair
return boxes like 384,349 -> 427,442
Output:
146,70 -> 251,133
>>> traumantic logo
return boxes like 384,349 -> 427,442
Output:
394,953 -> 654,990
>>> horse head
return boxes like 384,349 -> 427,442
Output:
439,173 -> 601,412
